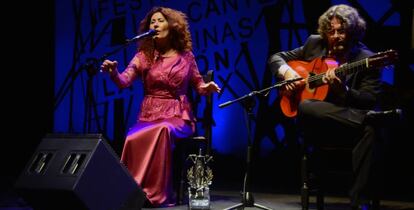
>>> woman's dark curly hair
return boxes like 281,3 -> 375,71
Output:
138,7 -> 192,64
318,4 -> 366,45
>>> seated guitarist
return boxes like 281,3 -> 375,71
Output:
268,4 -> 400,210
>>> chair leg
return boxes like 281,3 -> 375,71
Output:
301,154 -> 309,210
177,171 -> 185,205
316,190 -> 324,210
371,199 -> 380,210
178,148 -> 189,205
301,183 -> 309,210
173,143 -> 186,205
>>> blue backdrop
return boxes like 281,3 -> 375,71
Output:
54,0 -> 408,158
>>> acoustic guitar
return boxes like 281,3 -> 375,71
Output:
280,49 -> 398,117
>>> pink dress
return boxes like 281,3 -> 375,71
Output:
110,51 -> 208,207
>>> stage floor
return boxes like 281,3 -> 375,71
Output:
146,191 -> 414,210
1,190 -> 413,210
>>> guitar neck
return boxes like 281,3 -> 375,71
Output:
308,58 -> 370,86
336,58 -> 369,77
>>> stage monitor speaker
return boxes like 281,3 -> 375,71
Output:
14,133 -> 144,210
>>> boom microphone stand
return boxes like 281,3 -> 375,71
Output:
55,38 -> 131,111
219,78 -> 302,210
54,30 -> 155,133
54,30 -> 156,111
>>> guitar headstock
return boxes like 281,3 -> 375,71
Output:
368,49 -> 398,68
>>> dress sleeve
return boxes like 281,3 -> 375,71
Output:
111,52 -> 148,88
188,52 -> 208,95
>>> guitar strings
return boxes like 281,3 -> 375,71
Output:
307,59 -> 366,83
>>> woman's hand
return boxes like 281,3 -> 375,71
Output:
200,81 -> 221,93
100,60 -> 118,74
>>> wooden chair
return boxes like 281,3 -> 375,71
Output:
300,139 -> 381,210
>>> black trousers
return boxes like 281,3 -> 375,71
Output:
297,99 -> 383,207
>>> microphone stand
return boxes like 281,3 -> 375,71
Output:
218,78 -> 302,109
54,38 -> 138,133
99,39 -> 138,65
54,38 -> 137,111
219,78 -> 302,210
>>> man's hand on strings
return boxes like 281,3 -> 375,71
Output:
322,68 -> 341,84
322,68 -> 348,95
281,68 -> 303,96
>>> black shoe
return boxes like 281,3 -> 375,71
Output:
365,109 -> 403,125
142,198 -> 154,208
142,193 -> 155,208
351,201 -> 380,210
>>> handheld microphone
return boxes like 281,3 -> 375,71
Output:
126,29 -> 156,42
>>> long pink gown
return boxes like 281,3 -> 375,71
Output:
110,50 -> 208,207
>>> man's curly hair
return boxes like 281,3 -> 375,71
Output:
318,4 -> 366,45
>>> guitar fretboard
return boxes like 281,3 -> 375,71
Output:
308,58 -> 369,85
